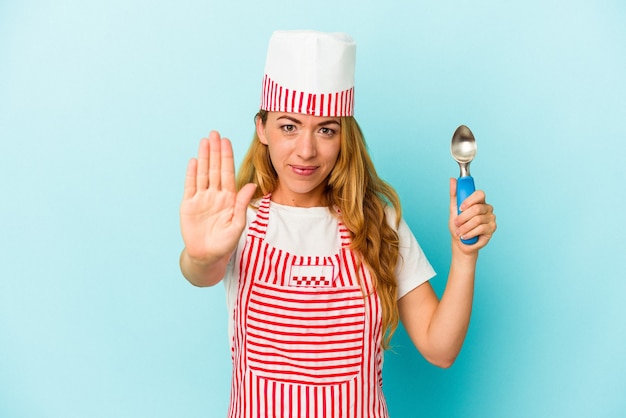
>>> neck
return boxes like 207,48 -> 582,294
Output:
270,187 -> 327,208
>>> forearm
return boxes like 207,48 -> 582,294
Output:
179,248 -> 230,287
424,249 -> 478,366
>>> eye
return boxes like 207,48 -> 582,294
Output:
281,124 -> 296,133
319,127 -> 337,137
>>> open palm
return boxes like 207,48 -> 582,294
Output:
180,131 -> 257,264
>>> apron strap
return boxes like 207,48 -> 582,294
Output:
247,194 -> 272,239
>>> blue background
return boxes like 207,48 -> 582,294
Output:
1,0 -> 625,417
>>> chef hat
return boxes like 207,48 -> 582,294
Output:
260,30 -> 356,117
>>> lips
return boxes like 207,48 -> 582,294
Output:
290,165 -> 318,176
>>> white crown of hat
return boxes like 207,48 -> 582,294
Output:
261,30 -> 356,117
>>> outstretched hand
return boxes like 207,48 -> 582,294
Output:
448,178 -> 496,253
180,131 -> 257,265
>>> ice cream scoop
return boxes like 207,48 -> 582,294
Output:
451,125 -> 478,245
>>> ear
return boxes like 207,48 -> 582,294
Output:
256,116 -> 268,145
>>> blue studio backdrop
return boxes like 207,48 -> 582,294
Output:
1,1 -> 625,417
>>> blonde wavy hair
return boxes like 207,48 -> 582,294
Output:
236,110 -> 402,349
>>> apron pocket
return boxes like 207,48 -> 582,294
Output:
245,281 -> 366,386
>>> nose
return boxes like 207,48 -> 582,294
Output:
295,131 -> 317,159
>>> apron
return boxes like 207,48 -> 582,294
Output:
228,195 -> 389,418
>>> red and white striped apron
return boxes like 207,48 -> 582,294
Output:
228,195 -> 389,418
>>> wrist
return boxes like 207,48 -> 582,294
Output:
182,248 -> 219,268
451,243 -> 478,268
180,248 -> 228,287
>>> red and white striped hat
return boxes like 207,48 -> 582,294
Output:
260,30 -> 356,117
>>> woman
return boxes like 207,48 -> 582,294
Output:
180,30 -> 496,418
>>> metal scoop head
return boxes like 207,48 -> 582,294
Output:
451,125 -> 477,177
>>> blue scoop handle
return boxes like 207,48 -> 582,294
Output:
456,176 -> 479,245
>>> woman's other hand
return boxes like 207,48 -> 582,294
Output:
448,178 -> 496,254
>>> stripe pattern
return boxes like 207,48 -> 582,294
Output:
228,195 -> 388,417
247,281 -> 365,385
260,75 -> 355,117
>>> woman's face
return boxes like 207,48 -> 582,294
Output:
256,111 -> 341,207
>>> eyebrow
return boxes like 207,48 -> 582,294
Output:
276,115 -> 341,127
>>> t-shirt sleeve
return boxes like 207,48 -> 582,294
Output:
387,208 -> 437,299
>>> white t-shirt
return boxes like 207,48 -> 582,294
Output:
223,201 -> 436,342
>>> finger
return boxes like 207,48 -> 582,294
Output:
208,131 -> 222,190
461,222 -> 492,245
457,213 -> 484,239
455,202 -> 492,227
196,137 -> 210,191
232,183 -> 257,228
458,211 -> 496,241
459,190 -> 486,212
220,138 -> 237,192
449,178 -> 458,217
183,158 -> 198,199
